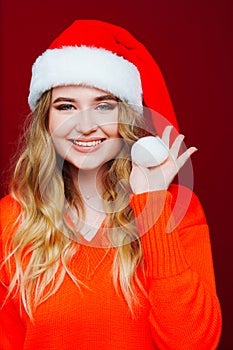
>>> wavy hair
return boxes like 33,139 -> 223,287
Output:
3,89 -> 152,319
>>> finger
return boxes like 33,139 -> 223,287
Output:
161,125 -> 173,147
176,147 -> 198,170
170,134 -> 185,158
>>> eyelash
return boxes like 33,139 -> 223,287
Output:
56,104 -> 75,111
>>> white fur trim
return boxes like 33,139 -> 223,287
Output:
28,46 -> 142,111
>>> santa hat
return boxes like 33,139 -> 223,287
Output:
28,20 -> 179,133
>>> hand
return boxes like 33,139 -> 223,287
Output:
129,126 -> 197,194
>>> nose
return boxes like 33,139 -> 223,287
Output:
74,109 -> 98,134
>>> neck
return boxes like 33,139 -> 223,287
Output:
68,166 -> 107,240
70,166 -> 105,201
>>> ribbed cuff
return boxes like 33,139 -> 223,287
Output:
130,191 -> 189,279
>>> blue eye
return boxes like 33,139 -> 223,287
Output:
56,104 -> 75,111
96,103 -> 115,111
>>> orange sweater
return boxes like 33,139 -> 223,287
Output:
0,185 -> 222,349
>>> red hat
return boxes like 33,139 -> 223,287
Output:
28,20 -> 179,133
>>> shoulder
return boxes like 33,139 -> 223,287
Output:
0,195 -> 21,283
0,194 -> 21,218
0,194 -> 19,207
0,194 -> 21,237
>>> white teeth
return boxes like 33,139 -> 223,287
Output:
72,140 -> 102,147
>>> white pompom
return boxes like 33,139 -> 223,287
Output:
131,136 -> 169,167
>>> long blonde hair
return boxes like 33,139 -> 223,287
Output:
3,90 -> 151,318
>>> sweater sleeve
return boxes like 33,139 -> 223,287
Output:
130,185 -> 222,350
0,195 -> 26,350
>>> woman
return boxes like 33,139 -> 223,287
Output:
0,20 -> 221,349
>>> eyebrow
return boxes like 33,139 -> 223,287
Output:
95,94 -> 119,102
52,94 -> 119,104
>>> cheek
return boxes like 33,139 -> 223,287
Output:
48,119 -> 56,137
48,112 -> 59,136
102,123 -> 120,137
48,113 -> 72,137
99,109 -> 119,135
106,136 -> 124,158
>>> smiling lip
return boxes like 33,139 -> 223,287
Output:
69,138 -> 105,153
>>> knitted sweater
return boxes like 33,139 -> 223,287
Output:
0,185 -> 222,349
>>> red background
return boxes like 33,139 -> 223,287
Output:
0,1 -> 232,348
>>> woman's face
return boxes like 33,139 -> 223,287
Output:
49,85 -> 123,171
